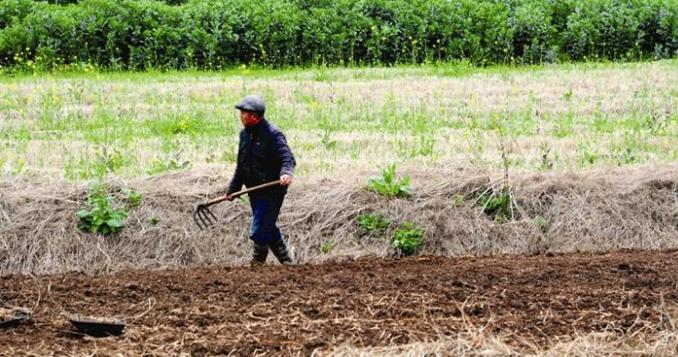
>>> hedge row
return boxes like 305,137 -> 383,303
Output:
1,0 -> 677,69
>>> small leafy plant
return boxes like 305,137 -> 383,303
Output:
321,240 -> 335,254
453,194 -> 464,207
147,153 -> 191,175
94,146 -> 126,177
367,164 -> 412,198
319,129 -> 337,150
358,213 -> 391,235
477,187 -> 514,223
77,182 -> 143,235
392,221 -> 424,256
123,188 -> 143,208
538,143 -> 554,171
149,215 -> 161,226
533,215 -> 549,233
77,184 -> 128,235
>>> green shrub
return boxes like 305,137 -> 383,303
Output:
0,0 -> 676,69
77,184 -> 128,235
392,221 -> 424,256
358,213 -> 391,234
560,0 -> 678,61
0,0 -> 36,30
76,182 -> 144,235
510,0 -> 559,63
35,0 -> 81,4
367,164 -> 412,198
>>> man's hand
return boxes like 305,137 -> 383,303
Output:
225,194 -> 236,201
280,174 -> 293,186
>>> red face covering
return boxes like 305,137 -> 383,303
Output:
240,111 -> 261,127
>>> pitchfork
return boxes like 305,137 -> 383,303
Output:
193,180 -> 282,230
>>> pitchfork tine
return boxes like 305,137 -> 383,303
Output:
201,210 -> 214,227
194,207 -> 211,230
205,207 -> 218,222
198,210 -> 211,228
193,210 -> 205,230
194,205 -> 218,230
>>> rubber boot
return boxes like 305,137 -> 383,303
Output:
270,238 -> 294,265
251,242 -> 269,266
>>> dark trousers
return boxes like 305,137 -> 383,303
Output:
248,191 -> 285,245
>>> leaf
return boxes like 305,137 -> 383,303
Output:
106,218 -> 124,228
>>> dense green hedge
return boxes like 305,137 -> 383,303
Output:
1,0 -> 676,70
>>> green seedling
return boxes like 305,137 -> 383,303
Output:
392,221 -> 424,256
367,164 -> 412,198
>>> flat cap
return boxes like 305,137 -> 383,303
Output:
235,95 -> 266,116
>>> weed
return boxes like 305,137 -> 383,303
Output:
321,240 -> 335,254
592,116 -> 614,133
147,151 -> 191,175
319,129 -> 337,150
11,159 -> 26,175
414,135 -> 435,158
123,188 -> 142,208
392,221 -> 424,256
367,164 -> 412,198
467,130 -> 487,165
538,143 -> 554,171
533,215 -> 549,233
313,66 -> 332,82
477,187 -> 515,223
149,215 -> 160,226
77,183 -> 128,235
453,194 -> 464,207
552,116 -> 574,138
610,147 -> 638,166
93,146 -> 126,177
576,141 -> 599,167
358,213 -> 391,235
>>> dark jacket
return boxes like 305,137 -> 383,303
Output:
227,119 -> 296,195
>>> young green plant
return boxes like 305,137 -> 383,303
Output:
392,221 -> 424,256
367,164 -> 412,198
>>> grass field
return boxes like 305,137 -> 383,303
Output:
1,60 -> 676,181
1,61 -> 677,355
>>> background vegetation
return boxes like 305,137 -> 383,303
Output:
0,61 -> 676,181
1,0 -> 677,70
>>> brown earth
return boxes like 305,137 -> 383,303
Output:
0,250 -> 677,356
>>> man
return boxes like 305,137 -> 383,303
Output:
227,95 -> 296,266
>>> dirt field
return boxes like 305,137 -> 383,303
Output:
1,250 -> 676,356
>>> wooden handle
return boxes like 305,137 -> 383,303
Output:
203,180 -> 282,207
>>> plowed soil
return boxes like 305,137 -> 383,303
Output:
1,250 -> 677,356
